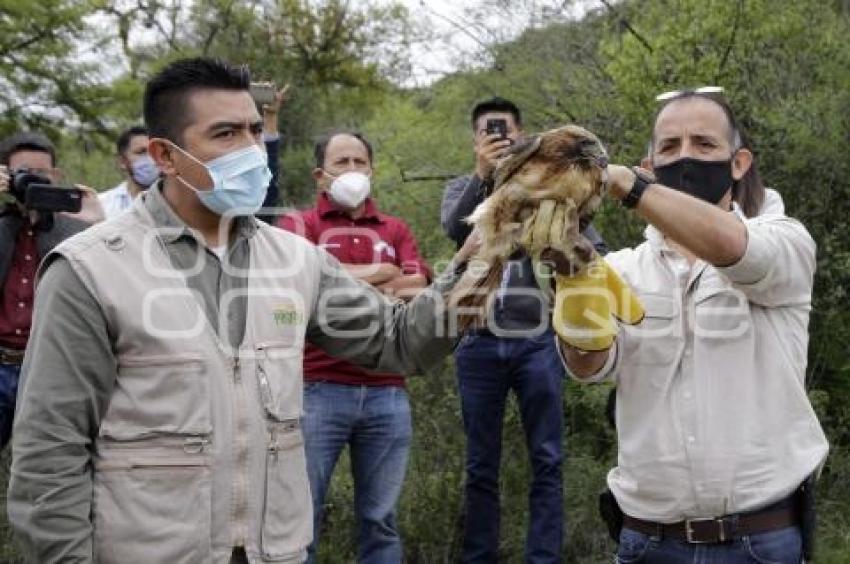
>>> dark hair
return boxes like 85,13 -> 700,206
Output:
116,126 -> 149,156
314,131 -> 373,169
470,97 -> 522,130
0,132 -> 57,168
651,91 -> 764,217
143,57 -> 251,144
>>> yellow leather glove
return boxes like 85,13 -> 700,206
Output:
552,256 -> 645,352
519,198 -> 645,351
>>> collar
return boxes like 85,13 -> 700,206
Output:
316,191 -> 383,223
760,188 -> 785,215
117,181 -> 147,204
141,181 -> 258,245
113,181 -> 130,199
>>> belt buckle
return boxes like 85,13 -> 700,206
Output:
0,349 -> 24,365
685,517 -> 726,544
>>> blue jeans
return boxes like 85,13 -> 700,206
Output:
455,329 -> 565,563
0,362 -> 21,450
617,526 -> 803,564
303,382 -> 412,564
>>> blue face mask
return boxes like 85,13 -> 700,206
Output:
130,154 -> 160,188
173,143 -> 271,216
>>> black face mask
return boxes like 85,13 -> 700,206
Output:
653,157 -> 734,204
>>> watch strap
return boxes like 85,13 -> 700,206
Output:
622,168 -> 652,209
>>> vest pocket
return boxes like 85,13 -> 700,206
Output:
101,353 -> 211,440
260,419 -> 312,561
255,342 -> 303,420
93,436 -> 213,564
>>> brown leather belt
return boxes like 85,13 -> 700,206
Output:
623,506 -> 797,544
0,347 -> 25,365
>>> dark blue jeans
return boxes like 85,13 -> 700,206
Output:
617,526 -> 803,564
455,329 -> 565,563
303,382 -> 412,564
0,362 -> 21,450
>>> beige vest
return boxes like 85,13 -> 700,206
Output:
49,199 -> 322,563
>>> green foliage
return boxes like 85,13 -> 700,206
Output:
182,0 -> 412,205
0,0 -> 101,131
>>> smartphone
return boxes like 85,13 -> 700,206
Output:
25,184 -> 83,213
250,82 -> 277,106
485,118 -> 508,140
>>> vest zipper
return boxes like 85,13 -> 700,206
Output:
268,426 -> 279,459
230,351 -> 249,547
94,435 -> 211,471
183,436 -> 210,454
257,363 -> 274,416
233,356 -> 241,383
259,425 -> 303,562
98,435 -> 210,450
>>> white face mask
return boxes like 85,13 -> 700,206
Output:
326,171 -> 371,209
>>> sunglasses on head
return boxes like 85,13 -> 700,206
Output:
655,86 -> 725,102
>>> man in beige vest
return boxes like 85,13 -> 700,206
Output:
7,57 -> 478,564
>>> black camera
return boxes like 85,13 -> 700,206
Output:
8,170 -> 82,213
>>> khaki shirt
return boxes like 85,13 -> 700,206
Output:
569,191 -> 828,522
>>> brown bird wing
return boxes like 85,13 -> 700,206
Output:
493,134 -> 542,188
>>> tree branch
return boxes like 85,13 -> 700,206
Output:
598,0 -> 653,54
716,0 -> 744,80
0,28 -> 54,58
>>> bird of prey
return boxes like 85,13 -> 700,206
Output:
449,124 -> 610,329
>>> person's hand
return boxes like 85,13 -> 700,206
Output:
262,83 -> 290,137
60,184 -> 105,224
519,198 -> 645,351
520,199 -> 595,276
0,165 -> 9,193
344,262 -> 401,286
262,83 -> 290,115
0,165 -> 21,210
474,134 -> 512,180
552,257 -> 645,352
604,164 -> 642,201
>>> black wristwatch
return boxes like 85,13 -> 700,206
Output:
621,168 -> 653,209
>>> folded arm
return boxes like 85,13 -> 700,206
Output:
306,234 -> 478,374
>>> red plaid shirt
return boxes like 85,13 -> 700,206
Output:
278,193 -> 431,387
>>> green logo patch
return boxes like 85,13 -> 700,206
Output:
273,306 -> 304,326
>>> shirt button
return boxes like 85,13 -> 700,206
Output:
21,278 -> 29,284
683,391 -> 692,400
687,436 -> 696,444
27,230 -> 33,236
14,329 -> 22,335
353,238 -> 360,243
18,302 -> 25,309
24,254 -> 32,261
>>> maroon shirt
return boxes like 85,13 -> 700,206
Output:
0,226 -> 39,350
279,193 -> 432,387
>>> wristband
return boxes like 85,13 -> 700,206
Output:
622,168 -> 653,209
